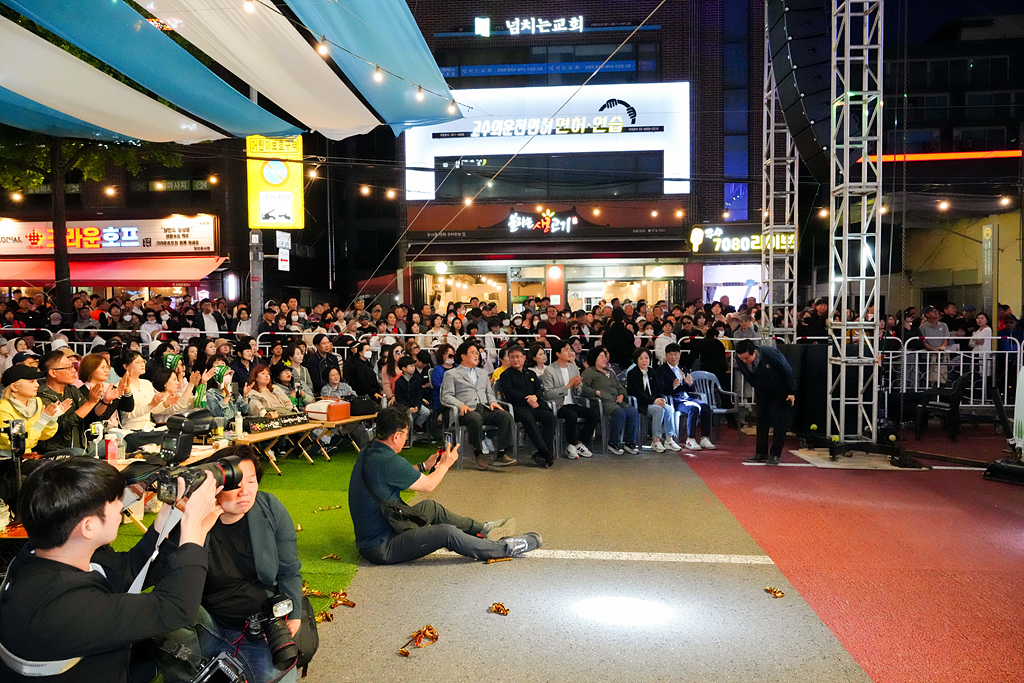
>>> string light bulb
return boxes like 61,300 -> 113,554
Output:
448,101 -> 457,114
818,208 -> 829,218
386,189 -> 396,199
463,197 -> 473,206
373,66 -> 383,82
880,206 -> 888,214
360,185 -> 370,196
155,181 -> 165,191
317,38 -> 329,56
1000,196 -> 1011,206
593,208 -> 600,216
308,168 -> 318,178
651,210 -> 658,218
244,0 -> 255,12
722,211 -> 730,219
415,86 -> 424,101
675,209 -> 684,218
938,200 -> 950,211
208,175 -> 218,185
10,192 -> 22,202
104,186 -> 116,196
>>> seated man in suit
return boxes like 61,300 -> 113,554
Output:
540,340 -> 597,459
440,341 -> 516,471
495,345 -> 557,468
655,343 -> 716,453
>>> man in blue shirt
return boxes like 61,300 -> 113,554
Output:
348,407 -> 541,565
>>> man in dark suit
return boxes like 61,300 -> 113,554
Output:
655,343 -> 714,452
496,345 -> 557,468
734,339 -> 796,466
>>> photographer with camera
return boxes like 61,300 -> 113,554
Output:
0,458 -> 223,682
160,445 -> 304,683
349,406 -> 541,565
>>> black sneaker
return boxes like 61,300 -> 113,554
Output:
766,455 -> 781,466
504,532 -> 543,558
745,454 -> 768,463
544,451 -> 555,468
624,444 -> 639,454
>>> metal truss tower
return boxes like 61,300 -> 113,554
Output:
761,23 -> 799,343
827,0 -> 884,443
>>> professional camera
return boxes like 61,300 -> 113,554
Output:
160,408 -> 217,465
245,594 -> 298,670
189,653 -> 246,683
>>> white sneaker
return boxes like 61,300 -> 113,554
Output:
577,443 -> 593,458
607,444 -> 624,455
624,444 -> 639,454
652,439 -> 666,453
699,437 -> 716,450
566,443 -> 580,459
665,437 -> 682,452
684,438 -> 702,451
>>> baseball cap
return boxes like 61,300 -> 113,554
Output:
12,350 -> 39,365
922,305 -> 937,314
963,304 -> 976,311
3,364 -> 44,386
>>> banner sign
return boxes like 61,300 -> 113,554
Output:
246,135 -> 304,230
688,223 -> 793,256
0,215 -> 217,256
406,82 -> 690,200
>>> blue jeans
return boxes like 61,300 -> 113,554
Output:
608,404 -> 639,446
196,608 -> 298,683
646,403 -> 677,439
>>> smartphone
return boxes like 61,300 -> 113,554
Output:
443,431 -> 454,449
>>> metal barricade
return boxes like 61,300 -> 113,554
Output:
901,335 -> 1018,410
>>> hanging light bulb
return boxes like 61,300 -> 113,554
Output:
317,38 -> 329,56
386,189 -> 396,199
308,168 -> 318,178
244,0 -> 255,12
448,101 -> 457,114
360,185 -> 370,196
104,186 -> 116,196
373,66 -> 383,82
416,86 -> 424,101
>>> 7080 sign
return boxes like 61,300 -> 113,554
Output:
690,225 -> 795,254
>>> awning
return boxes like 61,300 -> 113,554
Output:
0,257 -> 226,287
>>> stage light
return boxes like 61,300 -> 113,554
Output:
308,169 -> 317,178
722,211 -> 730,218
572,597 -> 672,626
435,262 -> 448,274
486,181 -> 493,187
880,206 -> 888,214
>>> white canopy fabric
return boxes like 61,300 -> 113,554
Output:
0,16 -> 223,144
147,0 -> 383,141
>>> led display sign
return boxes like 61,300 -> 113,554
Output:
0,215 -> 217,256
405,82 -> 690,200
507,209 -> 578,234
689,224 -> 794,256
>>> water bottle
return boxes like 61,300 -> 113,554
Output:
234,413 -> 244,436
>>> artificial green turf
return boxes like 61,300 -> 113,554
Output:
111,442 -> 440,612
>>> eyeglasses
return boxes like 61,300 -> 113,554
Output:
51,366 -> 74,371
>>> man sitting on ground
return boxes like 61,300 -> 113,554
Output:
348,407 -> 541,565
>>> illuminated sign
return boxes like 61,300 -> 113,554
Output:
508,210 -> 578,234
505,16 -> 584,35
689,224 -> 795,255
246,135 -> 304,230
0,215 -> 217,256
406,82 -> 690,199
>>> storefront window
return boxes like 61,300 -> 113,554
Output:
426,273 -> 505,312
510,281 -> 544,312
568,280 -> 669,312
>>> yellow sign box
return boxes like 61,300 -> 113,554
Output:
246,135 -> 304,230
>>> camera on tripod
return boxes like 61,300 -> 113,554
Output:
120,409 -> 244,509
245,594 -> 298,670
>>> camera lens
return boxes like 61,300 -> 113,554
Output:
194,455 -> 244,492
264,617 -> 298,670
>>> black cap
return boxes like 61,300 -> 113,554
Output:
3,364 -> 44,386
923,305 -> 937,314
12,350 -> 39,365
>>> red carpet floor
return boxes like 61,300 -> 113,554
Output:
687,429 -> 1024,683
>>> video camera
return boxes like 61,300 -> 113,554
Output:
121,409 -> 243,508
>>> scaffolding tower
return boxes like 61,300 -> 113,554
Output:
761,23 -> 800,343
827,0 -> 884,443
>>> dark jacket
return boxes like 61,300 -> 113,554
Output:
626,366 -> 662,413
304,350 -> 341,395
734,344 -> 796,396
37,383 -> 91,452
0,528 -> 208,683
495,366 -> 549,410
394,373 -> 428,409
243,491 -> 303,620
343,355 -> 381,397
655,362 -> 698,399
229,357 -> 255,388
602,323 -> 635,370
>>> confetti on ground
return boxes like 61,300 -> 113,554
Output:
485,557 -> 512,564
295,524 -> 302,532
315,611 -> 334,623
489,602 -> 510,616
313,505 -> 344,513
302,581 -> 328,598
398,625 -> 439,657
330,591 -> 356,608
764,587 -> 785,598
321,553 -> 342,560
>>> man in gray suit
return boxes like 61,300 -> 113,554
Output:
441,341 -> 516,471
541,340 -> 598,459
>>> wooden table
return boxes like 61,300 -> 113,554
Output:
230,423 -> 322,474
304,413 -> 378,457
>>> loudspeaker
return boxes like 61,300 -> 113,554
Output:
767,0 -> 832,184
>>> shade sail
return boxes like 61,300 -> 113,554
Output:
0,257 -> 226,286
0,86 -> 130,142
0,17 -> 223,144
2,0 -> 300,138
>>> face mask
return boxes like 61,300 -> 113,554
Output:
448,316 -> 455,323
363,349 -> 372,359
124,314 -> 131,320
443,357 -> 454,367
503,319 -> 510,326
291,315 -> 299,322
299,312 -> 307,319
161,312 -> 170,321
540,314 -> 548,321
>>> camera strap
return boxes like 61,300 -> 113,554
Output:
0,568 -> 81,676
128,505 -> 183,595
